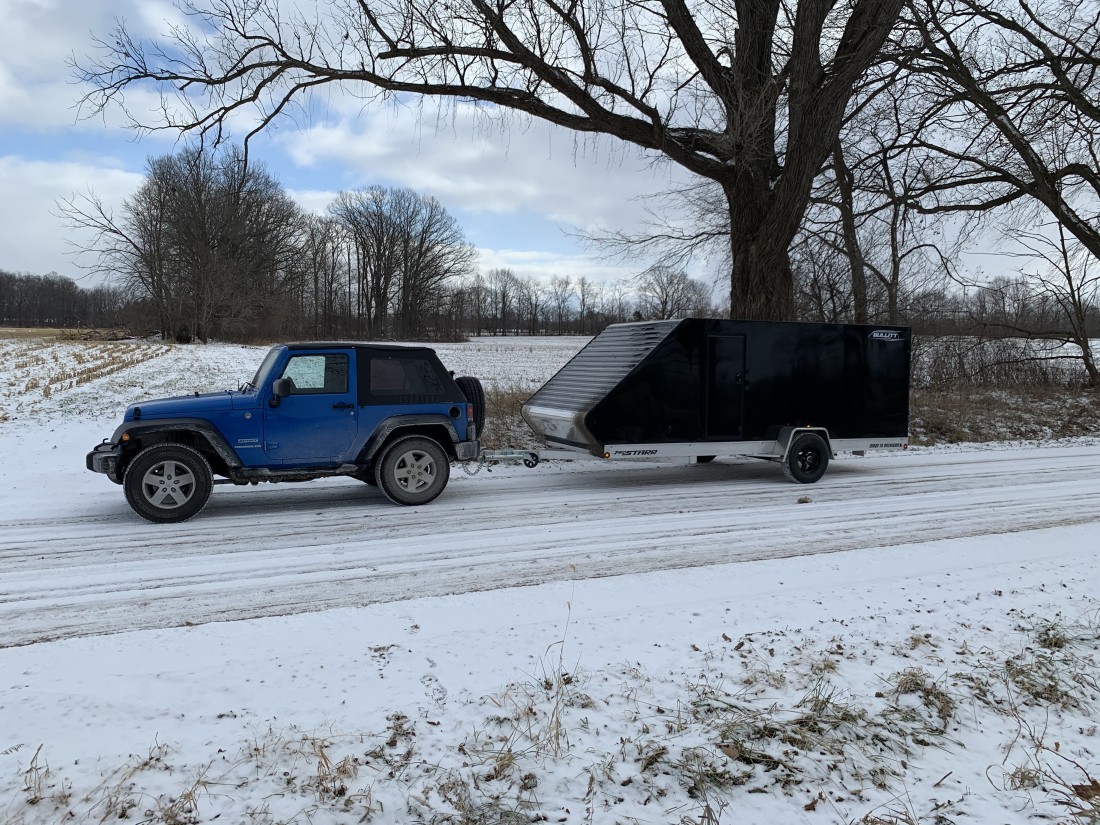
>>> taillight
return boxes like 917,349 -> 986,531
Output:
467,403 -> 475,422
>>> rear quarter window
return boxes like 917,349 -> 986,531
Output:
367,355 -> 448,404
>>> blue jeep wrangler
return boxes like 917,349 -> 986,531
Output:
87,342 -> 484,523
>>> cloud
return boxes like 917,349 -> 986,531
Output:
0,155 -> 142,280
0,0 -> 707,287
278,101 -> 692,237
284,187 -> 337,216
475,247 -> 638,285
0,0 -> 181,133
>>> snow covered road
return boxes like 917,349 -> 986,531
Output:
3,441 -> 1098,648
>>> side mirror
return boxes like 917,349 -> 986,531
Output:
269,377 -> 293,408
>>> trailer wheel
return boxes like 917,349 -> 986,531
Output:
456,375 -> 486,437
782,433 -> 829,484
696,455 -> 716,464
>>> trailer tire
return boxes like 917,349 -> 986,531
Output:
782,433 -> 829,484
696,455 -> 716,464
456,375 -> 486,437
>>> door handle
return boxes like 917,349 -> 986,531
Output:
332,402 -> 355,410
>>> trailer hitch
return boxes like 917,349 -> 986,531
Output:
477,449 -> 541,468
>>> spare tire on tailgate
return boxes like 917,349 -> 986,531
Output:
455,375 -> 486,437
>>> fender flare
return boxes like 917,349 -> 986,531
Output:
110,418 -> 243,468
360,414 -> 460,463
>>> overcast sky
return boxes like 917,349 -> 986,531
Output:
0,0 -> 700,288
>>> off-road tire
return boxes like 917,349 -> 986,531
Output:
782,433 -> 829,484
123,442 -> 213,523
374,435 -> 450,506
455,375 -> 486,438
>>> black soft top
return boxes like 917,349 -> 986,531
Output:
283,341 -> 437,353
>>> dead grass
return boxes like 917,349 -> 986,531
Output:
6,604 -> 1100,825
910,385 -> 1100,445
0,328 -> 62,341
887,668 -> 956,731
482,382 -> 538,450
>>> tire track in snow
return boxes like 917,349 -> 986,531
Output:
2,447 -> 1100,647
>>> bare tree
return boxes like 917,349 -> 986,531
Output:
602,278 -> 634,325
329,186 -> 475,338
390,191 -> 478,338
576,276 -> 599,335
59,144 -> 302,341
795,56 -> 968,327
792,234 -> 856,322
0,270 -> 120,328
548,275 -> 574,335
486,267 -> 518,335
298,214 -> 347,337
973,227 -> 1100,386
636,264 -> 709,319
903,0 -> 1100,264
514,275 -> 548,334
467,272 -> 490,336
76,0 -> 904,321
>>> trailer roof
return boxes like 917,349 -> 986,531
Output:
525,320 -> 678,414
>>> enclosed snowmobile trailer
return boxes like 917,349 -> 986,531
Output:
518,318 -> 910,483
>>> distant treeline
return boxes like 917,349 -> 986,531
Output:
4,264 -> 1097,346
0,270 -> 127,330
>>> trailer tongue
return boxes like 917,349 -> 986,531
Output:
486,318 -> 910,484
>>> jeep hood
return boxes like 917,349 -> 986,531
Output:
124,391 -> 253,421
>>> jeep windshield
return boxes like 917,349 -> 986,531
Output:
244,346 -> 282,392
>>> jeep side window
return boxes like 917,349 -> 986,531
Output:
279,353 -> 348,394
369,356 -> 445,403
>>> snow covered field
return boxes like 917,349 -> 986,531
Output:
2,336 -> 1100,824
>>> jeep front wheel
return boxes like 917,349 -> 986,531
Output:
374,435 -> 450,506
123,443 -> 213,523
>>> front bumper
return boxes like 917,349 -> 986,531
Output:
86,441 -> 123,482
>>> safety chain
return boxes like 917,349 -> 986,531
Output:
461,453 -> 485,476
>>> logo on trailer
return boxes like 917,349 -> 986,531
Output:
613,449 -> 658,456
869,330 -> 902,341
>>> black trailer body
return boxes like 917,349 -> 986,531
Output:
519,319 -> 910,482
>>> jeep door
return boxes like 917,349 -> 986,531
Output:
263,349 -> 358,462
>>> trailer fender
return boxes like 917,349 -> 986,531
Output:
776,426 -> 833,461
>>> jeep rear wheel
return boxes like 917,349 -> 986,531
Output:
374,435 -> 449,506
123,443 -> 213,523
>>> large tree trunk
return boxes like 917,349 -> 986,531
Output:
724,180 -> 795,321
728,236 -> 795,321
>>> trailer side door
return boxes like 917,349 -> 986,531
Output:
706,334 -> 746,439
